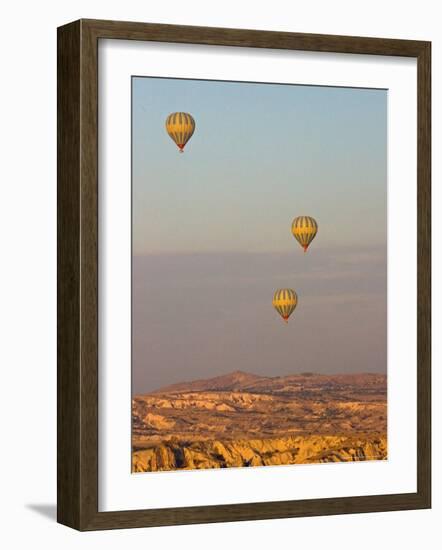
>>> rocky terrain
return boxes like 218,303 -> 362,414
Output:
132,370 -> 387,472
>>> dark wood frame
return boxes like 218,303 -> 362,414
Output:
57,19 -> 431,531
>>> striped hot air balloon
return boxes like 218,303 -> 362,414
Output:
165,112 -> 195,152
272,289 -> 298,323
291,216 -> 318,252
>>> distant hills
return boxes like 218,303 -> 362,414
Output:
151,370 -> 264,393
151,369 -> 386,395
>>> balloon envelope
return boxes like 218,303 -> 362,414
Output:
272,288 -> 298,322
291,216 -> 318,252
165,112 -> 195,152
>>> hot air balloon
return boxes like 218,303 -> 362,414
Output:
165,112 -> 195,152
291,216 -> 318,252
272,289 -> 298,323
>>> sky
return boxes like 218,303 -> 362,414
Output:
132,77 -> 387,394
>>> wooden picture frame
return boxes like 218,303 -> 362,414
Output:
57,19 -> 431,531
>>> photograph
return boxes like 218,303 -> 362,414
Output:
131,76 -> 388,473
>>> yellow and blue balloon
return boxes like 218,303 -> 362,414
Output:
291,216 -> 318,252
272,289 -> 298,323
165,112 -> 196,153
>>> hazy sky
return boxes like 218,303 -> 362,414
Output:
132,77 -> 387,394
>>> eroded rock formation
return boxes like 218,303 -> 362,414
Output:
132,371 -> 387,472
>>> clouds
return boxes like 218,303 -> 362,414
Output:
133,247 -> 386,393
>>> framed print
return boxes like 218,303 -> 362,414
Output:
57,19 -> 431,530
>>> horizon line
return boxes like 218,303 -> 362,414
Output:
133,369 -> 387,396
133,244 -> 387,257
